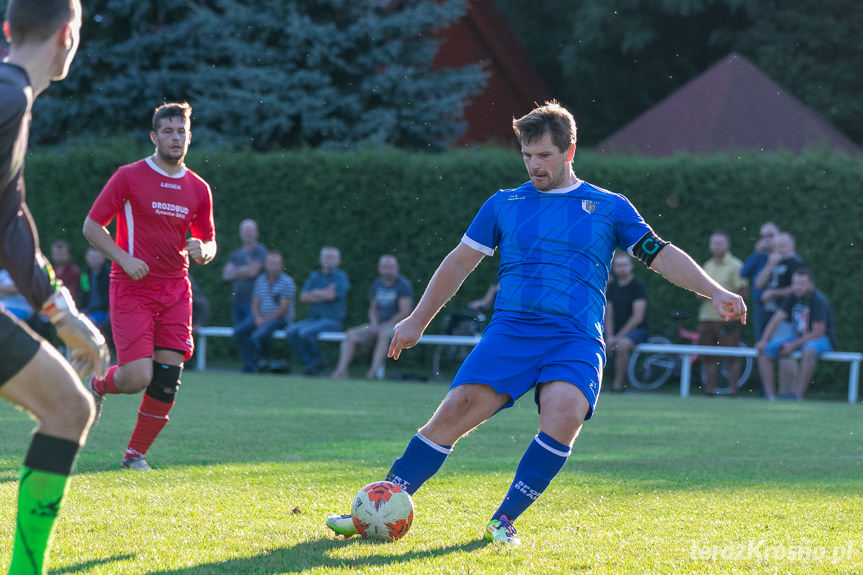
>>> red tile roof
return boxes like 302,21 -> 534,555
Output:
435,0 -> 553,145
597,53 -> 859,156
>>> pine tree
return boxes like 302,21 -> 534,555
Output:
22,0 -> 486,149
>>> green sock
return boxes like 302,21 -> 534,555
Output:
8,467 -> 71,574
8,433 -> 79,575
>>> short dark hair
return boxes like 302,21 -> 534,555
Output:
4,0 -> 74,44
512,100 -> 577,153
152,101 -> 192,132
793,267 -> 814,282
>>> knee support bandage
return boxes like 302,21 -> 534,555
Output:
146,361 -> 182,402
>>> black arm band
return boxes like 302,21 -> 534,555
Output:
631,232 -> 669,266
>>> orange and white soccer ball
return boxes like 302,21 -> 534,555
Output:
350,481 -> 414,541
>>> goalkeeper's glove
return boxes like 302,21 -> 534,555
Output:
42,286 -> 110,378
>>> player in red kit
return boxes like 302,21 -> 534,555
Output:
82,101 -> 216,470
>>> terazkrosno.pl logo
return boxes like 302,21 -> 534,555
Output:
690,541 -> 855,563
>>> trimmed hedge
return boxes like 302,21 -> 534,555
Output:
25,144 -> 863,393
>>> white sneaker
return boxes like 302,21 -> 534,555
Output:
121,456 -> 152,471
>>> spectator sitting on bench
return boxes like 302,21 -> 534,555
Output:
468,282 -> 499,312
286,246 -> 349,375
755,268 -> 835,401
0,268 -> 33,320
331,255 -> 413,380
604,252 -> 648,393
234,252 -> 296,373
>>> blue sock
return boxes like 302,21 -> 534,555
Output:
385,433 -> 452,495
493,431 -> 571,522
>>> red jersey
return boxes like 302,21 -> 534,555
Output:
88,157 -> 215,281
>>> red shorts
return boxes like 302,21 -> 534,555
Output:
110,276 -> 194,365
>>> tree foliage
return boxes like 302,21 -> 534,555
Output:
494,0 -> 863,146
1,0 -> 486,149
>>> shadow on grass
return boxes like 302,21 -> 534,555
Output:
55,553 -> 136,573
12,378 -> 858,489
150,538 -> 489,574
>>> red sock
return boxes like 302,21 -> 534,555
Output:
125,394 -> 174,459
92,365 -> 120,395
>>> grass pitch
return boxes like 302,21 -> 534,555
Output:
1,371 -> 861,574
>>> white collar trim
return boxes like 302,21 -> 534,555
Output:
541,178 -> 583,194
146,155 -> 186,179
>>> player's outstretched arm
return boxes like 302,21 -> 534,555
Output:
388,243 -> 485,360
649,244 -> 747,323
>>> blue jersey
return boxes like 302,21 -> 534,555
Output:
462,179 -> 653,341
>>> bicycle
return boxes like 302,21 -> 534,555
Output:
431,309 -> 488,379
627,310 -> 753,394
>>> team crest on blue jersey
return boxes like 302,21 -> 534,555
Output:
581,200 -> 598,214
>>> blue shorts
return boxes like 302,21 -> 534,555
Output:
620,326 -> 648,345
450,313 -> 603,420
765,322 -> 833,359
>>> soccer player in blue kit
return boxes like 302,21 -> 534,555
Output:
326,101 -> 746,544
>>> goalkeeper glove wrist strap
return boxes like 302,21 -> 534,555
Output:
42,285 -> 78,325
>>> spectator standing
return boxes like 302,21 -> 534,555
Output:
331,255 -> 413,380
756,268 -> 835,400
740,222 -> 779,342
286,246 -> 349,375
756,232 -> 804,323
221,219 -> 267,368
604,252 -> 648,392
51,240 -> 81,301
697,231 -> 748,395
234,251 -> 296,373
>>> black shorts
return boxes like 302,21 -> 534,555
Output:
0,308 -> 42,386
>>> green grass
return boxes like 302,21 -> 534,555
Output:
1,372 -> 861,574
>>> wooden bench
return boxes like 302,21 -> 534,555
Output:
633,343 -> 862,403
194,326 -> 481,373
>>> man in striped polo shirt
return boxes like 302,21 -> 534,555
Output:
234,251 -> 296,373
